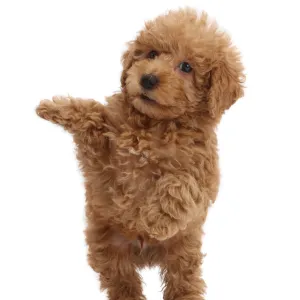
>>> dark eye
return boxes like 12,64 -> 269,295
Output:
147,50 -> 158,59
179,62 -> 193,73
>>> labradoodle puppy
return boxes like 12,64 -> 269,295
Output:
36,8 -> 244,300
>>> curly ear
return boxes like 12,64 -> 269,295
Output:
121,43 -> 135,88
207,47 -> 245,119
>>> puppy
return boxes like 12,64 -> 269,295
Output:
36,8 -> 244,300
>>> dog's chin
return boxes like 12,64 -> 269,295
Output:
131,96 -> 181,120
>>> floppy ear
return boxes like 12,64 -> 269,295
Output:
121,44 -> 134,88
207,48 -> 245,119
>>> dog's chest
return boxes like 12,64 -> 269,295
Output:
109,126 -> 204,195
113,128 -> 176,169
109,128 -> 180,193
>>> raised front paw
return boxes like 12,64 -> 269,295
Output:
36,99 -> 55,120
36,96 -> 69,120
36,96 -> 75,128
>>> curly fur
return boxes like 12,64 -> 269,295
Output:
36,8 -> 244,300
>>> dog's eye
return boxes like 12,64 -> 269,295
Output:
179,62 -> 193,73
147,50 -> 158,59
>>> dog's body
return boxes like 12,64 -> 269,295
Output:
37,9 -> 244,300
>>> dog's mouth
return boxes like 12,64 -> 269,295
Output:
140,93 -> 156,103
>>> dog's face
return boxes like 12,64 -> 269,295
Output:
122,9 -> 244,121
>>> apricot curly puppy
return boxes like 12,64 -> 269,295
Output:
36,9 -> 244,300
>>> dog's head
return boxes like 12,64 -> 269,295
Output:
121,9 -> 244,121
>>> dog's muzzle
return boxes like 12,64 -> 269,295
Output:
140,74 -> 159,90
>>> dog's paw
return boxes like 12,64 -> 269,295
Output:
139,206 -> 180,241
51,95 -> 72,104
158,174 -> 199,222
36,96 -> 71,120
148,221 -> 179,241
36,99 -> 56,120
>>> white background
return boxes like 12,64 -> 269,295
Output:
1,0 -> 300,299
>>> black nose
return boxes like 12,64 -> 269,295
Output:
140,74 -> 159,90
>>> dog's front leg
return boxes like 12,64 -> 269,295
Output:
141,173 -> 208,241
36,96 -> 105,134
161,232 -> 205,300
